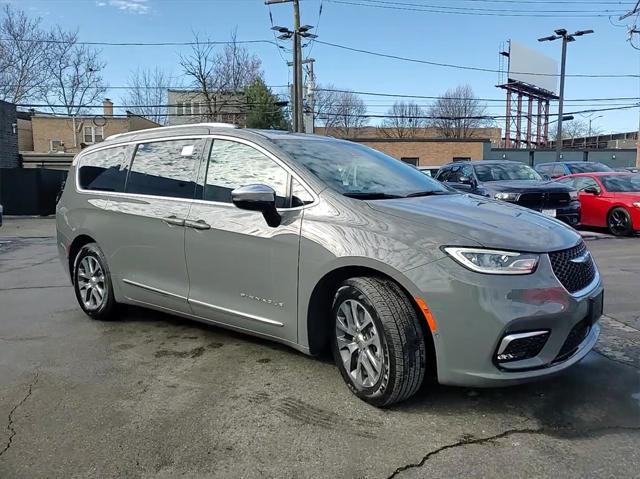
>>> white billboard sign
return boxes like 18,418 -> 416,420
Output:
508,41 -> 558,95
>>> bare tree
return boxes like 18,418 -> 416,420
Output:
551,118 -> 601,140
322,89 -> 368,138
427,85 -> 490,139
312,84 -> 338,125
213,29 -> 262,92
378,101 -> 427,138
123,67 -> 172,125
180,30 -> 262,121
0,5 -> 48,103
38,27 -> 106,116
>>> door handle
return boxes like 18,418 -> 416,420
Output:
185,219 -> 211,230
163,215 -> 185,227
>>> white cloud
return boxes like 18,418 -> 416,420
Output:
97,0 -> 150,14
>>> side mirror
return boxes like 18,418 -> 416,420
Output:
458,176 -> 474,186
231,184 -> 281,227
582,186 -> 599,195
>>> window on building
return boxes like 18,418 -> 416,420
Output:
50,140 -> 64,152
176,102 -> 184,116
184,102 -> 192,115
203,139 -> 288,206
78,146 -> 130,192
83,126 -> 104,144
125,139 -> 204,199
400,157 -> 419,166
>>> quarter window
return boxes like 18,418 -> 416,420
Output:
204,139 -> 289,207
78,146 -> 130,192
126,139 -> 204,199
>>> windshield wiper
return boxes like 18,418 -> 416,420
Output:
404,190 -> 451,198
343,192 -> 404,200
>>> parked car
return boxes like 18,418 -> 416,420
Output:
0,203 -> 3,227
435,160 -> 580,226
535,161 -> 613,179
417,166 -> 441,178
618,167 -> 639,174
557,172 -> 640,236
57,124 -> 603,406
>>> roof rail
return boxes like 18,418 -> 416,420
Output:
105,122 -> 238,141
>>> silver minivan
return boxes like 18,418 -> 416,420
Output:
57,124 -> 603,406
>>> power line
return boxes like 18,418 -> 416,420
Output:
351,0 -> 627,14
314,40 -> 640,78
0,38 -> 277,47
325,0 -> 626,17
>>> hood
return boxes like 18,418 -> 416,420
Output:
368,193 -> 581,253
481,180 -> 573,193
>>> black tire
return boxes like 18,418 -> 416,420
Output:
73,243 -> 119,320
331,277 -> 427,407
607,207 -> 634,236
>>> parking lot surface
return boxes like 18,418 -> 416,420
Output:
1,218 -> 638,478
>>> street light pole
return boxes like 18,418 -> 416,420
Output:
539,28 -> 594,162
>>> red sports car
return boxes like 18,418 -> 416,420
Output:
557,172 -> 640,236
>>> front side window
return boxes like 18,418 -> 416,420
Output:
126,138 -> 204,199
274,139 -> 449,198
474,163 -> 542,182
204,139 -> 289,206
78,146 -> 129,192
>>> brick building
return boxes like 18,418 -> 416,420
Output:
24,99 -> 159,154
167,89 -> 248,126
0,100 -> 19,168
349,137 -> 492,166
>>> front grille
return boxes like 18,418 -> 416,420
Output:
517,193 -> 543,209
554,319 -> 591,363
516,192 -> 571,210
496,332 -> 550,363
549,241 -> 596,293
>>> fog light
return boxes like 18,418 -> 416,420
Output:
495,331 -> 550,363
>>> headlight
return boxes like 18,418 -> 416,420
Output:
569,190 -> 579,201
443,247 -> 539,275
494,192 -> 520,201
633,202 -> 640,208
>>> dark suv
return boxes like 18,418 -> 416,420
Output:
535,161 -> 613,179
436,160 -> 580,226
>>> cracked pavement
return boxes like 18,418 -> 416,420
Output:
0,218 -> 638,478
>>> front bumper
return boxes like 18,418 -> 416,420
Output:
405,252 -> 602,387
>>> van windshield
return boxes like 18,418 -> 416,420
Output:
274,138 -> 451,199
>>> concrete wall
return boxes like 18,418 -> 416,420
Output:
0,100 -> 19,168
486,148 -> 636,168
350,138 -> 491,166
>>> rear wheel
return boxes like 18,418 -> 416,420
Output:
331,277 -> 427,407
608,207 -> 633,236
73,243 -> 119,320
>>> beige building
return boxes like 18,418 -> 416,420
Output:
25,99 -> 159,154
167,89 -> 248,126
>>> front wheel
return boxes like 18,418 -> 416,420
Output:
73,243 -> 119,320
608,207 -> 634,236
331,277 -> 427,407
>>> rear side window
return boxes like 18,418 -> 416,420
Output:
126,139 -> 204,199
203,139 -> 289,207
78,146 -> 129,192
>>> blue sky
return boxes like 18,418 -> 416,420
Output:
12,0 -> 640,134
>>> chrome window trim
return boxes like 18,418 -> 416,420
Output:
122,278 -> 187,301
188,298 -> 284,327
74,134 -> 319,211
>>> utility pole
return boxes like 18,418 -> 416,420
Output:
289,58 -> 316,132
266,0 -> 317,133
539,29 -> 594,161
619,2 -> 640,166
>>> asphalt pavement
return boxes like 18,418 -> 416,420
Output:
0,217 -> 638,478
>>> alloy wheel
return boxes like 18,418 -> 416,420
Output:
77,256 -> 106,311
335,299 -> 385,389
610,210 -> 630,235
